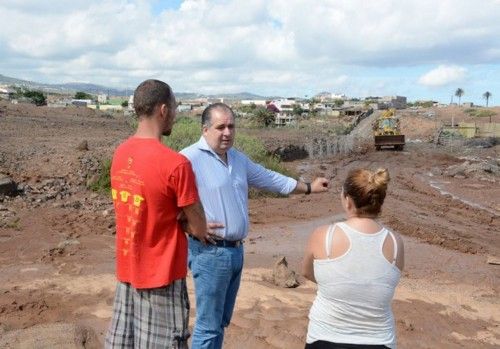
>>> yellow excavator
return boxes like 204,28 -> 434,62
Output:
373,109 -> 405,150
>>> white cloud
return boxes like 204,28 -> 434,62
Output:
418,65 -> 467,87
0,0 -> 499,102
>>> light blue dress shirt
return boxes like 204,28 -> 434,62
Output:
180,136 -> 297,241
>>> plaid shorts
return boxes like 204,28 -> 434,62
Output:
105,279 -> 190,349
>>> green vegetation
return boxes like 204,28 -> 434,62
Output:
164,117 -> 291,173
91,115 -> 294,197
408,100 -> 434,108
24,90 -> 46,106
163,116 -> 201,150
293,104 -> 304,116
464,108 -> 496,123
74,91 -> 93,100
121,100 -> 129,108
163,116 -> 293,197
455,88 -> 464,106
237,103 -> 258,114
253,108 -> 275,127
483,91 -> 492,107
234,104 -> 275,128
13,87 -> 46,106
333,99 -> 344,107
108,97 -> 127,105
440,129 -> 463,138
88,159 -> 112,193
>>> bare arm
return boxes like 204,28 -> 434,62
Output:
302,228 -> 323,283
292,177 -> 330,195
180,203 -> 225,245
182,202 -> 209,243
395,233 -> 405,271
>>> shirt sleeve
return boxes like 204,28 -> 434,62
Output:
169,160 -> 200,207
245,155 -> 297,195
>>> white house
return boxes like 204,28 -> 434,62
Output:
97,94 -> 109,104
0,86 -> 15,100
241,99 -> 267,106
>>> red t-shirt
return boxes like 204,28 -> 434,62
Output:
110,137 -> 199,289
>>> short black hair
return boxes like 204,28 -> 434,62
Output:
201,103 -> 235,127
133,79 -> 175,117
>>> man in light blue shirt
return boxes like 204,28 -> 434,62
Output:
181,103 -> 329,349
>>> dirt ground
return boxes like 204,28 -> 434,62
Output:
0,101 -> 499,348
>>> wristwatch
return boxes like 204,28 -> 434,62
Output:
305,182 -> 311,195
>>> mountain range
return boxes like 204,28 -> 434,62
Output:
0,73 -> 275,100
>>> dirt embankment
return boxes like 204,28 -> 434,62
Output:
0,102 -> 499,348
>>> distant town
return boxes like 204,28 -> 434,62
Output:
0,73 -> 488,128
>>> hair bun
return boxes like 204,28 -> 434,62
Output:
372,168 -> 390,188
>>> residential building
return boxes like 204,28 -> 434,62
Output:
97,94 -> 109,104
241,99 -> 267,106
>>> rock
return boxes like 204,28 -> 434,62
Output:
0,322 -> 100,349
402,319 -> 414,331
0,176 -> 17,196
76,140 -> 89,151
487,256 -> 500,265
272,144 -> 309,162
272,256 -> 300,288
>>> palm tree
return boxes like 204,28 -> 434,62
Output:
455,88 -> 464,106
483,91 -> 492,107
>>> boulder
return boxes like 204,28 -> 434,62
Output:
0,176 -> 17,196
272,256 -> 300,288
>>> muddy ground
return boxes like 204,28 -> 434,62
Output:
0,101 -> 499,348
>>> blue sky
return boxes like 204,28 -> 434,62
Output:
0,0 -> 499,105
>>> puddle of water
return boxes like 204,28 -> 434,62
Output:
21,267 -> 39,273
249,214 -> 346,257
424,176 -> 499,217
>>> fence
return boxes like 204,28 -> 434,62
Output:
304,109 -> 373,159
305,135 -> 359,158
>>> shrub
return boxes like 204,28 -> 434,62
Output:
88,159 -> 112,193
13,87 -> 47,106
94,118 -> 295,197
75,91 -> 93,100
163,116 -> 201,151
464,108 -> 496,122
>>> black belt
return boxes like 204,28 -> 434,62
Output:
189,236 -> 242,248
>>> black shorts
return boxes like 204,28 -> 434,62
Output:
305,340 -> 390,349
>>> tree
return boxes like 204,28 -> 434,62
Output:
13,87 -> 46,106
121,100 -> 129,108
253,107 -> 275,127
455,88 -> 464,106
483,91 -> 492,107
292,104 -> 304,116
24,90 -> 47,106
74,91 -> 93,100
334,99 -> 344,107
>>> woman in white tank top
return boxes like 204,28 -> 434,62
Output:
302,168 -> 404,349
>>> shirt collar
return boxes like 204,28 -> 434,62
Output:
196,136 -> 232,163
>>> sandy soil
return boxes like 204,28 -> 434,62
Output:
0,101 -> 499,348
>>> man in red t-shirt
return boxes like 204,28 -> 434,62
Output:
105,79 -> 213,348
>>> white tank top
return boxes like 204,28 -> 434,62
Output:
306,222 -> 401,348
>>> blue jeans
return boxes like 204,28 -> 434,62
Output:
188,237 -> 244,349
